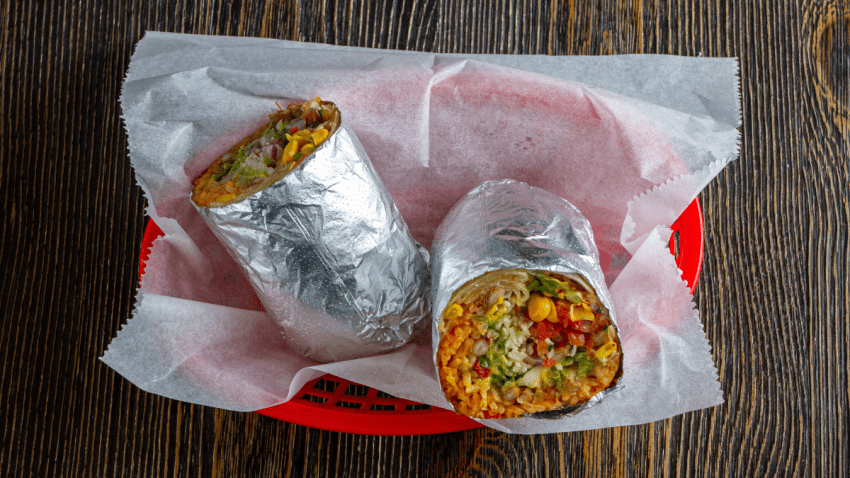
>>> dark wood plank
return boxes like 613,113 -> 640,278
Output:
0,0 -> 847,477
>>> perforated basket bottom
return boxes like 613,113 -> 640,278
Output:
140,199 -> 703,435
254,374 -> 480,435
299,377 -> 430,411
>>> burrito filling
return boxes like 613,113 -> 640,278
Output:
437,269 -> 621,419
192,98 -> 340,207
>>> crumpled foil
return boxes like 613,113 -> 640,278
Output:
194,120 -> 431,363
430,179 -> 623,418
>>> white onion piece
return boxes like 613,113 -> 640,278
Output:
517,365 -> 544,388
472,339 -> 489,356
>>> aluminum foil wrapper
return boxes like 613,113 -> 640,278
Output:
195,121 -> 431,363
430,179 -> 623,419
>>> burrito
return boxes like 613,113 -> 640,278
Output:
437,269 -> 621,419
430,179 -> 622,419
192,98 -> 339,207
190,98 -> 431,363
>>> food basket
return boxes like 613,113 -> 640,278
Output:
138,199 -> 702,435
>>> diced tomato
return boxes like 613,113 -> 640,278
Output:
571,313 -> 608,333
566,332 -> 586,347
550,333 -> 565,349
534,321 -> 565,356
288,126 -> 299,134
473,359 -> 491,378
534,320 -> 557,340
542,358 -> 556,368
592,313 -> 611,332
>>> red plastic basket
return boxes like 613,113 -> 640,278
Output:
138,199 -> 702,435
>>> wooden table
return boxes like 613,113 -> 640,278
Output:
2,1 -> 847,476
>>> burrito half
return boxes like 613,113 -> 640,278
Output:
189,98 -> 431,362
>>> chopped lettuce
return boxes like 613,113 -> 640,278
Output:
213,167 -> 227,181
528,275 -> 582,303
236,166 -> 268,182
555,350 -> 595,378
486,335 -> 528,387
576,356 -> 595,376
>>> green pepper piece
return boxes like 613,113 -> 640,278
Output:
576,357 -> 594,376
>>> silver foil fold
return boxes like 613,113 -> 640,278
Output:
195,120 -> 431,363
430,179 -> 623,419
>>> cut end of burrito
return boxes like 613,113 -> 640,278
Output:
436,269 -> 622,419
191,98 -> 341,208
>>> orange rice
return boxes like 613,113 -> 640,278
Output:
437,269 -> 622,419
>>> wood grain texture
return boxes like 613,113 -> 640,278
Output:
1,0 -> 847,477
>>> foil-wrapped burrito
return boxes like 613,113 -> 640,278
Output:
191,98 -> 431,363
430,179 -> 623,419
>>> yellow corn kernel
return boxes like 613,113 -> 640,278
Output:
311,128 -> 329,145
545,303 -> 559,322
216,193 -> 236,203
445,303 -> 464,320
283,140 -> 300,158
486,297 -> 507,320
527,294 -> 552,322
293,129 -> 313,142
596,341 -> 618,360
569,303 -> 595,322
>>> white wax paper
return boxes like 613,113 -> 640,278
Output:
103,32 -> 738,434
